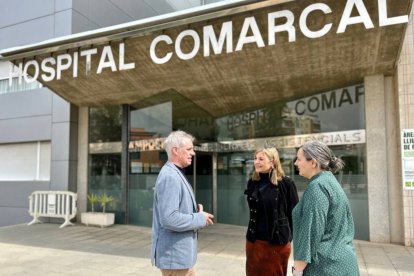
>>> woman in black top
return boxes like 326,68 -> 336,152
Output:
245,148 -> 299,276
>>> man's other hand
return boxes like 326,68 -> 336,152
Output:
198,204 -> 214,226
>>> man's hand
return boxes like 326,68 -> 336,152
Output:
198,204 -> 214,226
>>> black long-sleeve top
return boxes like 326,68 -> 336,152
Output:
245,173 -> 299,244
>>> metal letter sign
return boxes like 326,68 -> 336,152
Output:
7,0 -> 410,84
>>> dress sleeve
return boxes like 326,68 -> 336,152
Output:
293,182 -> 329,264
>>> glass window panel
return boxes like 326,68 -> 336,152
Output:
0,142 -> 37,180
0,77 -> 42,94
216,84 -> 365,140
187,154 -> 213,214
128,102 -> 172,226
88,105 -> 123,222
0,141 -> 50,181
130,102 -> 172,139
286,84 -> 365,133
125,83 -> 368,240
128,151 -> 165,226
89,106 -> 122,143
217,152 -> 251,226
88,153 -> 122,223
215,144 -> 368,240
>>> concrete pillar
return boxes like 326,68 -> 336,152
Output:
365,75 -> 390,243
385,76 -> 404,244
397,8 -> 414,245
77,107 -> 89,217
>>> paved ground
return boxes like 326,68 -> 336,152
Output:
0,223 -> 413,275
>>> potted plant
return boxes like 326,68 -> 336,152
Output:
81,193 -> 115,228
87,194 -> 98,212
98,193 -> 113,213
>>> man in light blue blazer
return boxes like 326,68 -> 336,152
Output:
151,130 -> 214,276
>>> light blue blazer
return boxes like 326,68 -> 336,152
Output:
151,161 -> 206,269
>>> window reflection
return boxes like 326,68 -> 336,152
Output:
88,153 -> 122,223
216,84 -> 365,140
88,106 -> 123,223
130,102 -> 172,139
124,84 -> 368,240
128,101 -> 172,226
89,106 -> 122,143
128,151 -> 162,226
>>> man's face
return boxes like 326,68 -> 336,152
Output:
174,138 -> 195,168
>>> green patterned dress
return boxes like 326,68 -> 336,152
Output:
292,171 -> 359,276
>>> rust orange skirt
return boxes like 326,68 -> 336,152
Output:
246,240 -> 291,276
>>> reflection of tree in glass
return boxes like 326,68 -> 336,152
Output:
89,106 -> 122,143
90,154 -> 121,176
89,154 -> 122,200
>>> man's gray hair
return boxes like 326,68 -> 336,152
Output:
301,140 -> 345,173
164,130 -> 195,158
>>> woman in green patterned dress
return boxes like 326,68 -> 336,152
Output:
291,140 -> 359,276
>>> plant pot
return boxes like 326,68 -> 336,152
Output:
81,212 -> 115,228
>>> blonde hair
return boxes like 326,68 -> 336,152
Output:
251,148 -> 285,185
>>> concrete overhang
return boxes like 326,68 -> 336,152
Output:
0,0 -> 412,118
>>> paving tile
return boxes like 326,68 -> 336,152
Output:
0,224 -> 413,275
366,264 -> 400,276
364,254 -> 393,265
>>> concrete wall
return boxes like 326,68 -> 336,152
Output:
0,87 -> 78,226
0,0 -> 73,49
398,5 -> 414,246
0,181 -> 50,227
71,0 -> 175,33
0,0 -> 75,227
50,95 -> 78,192
0,88 -> 52,143
0,87 -> 54,227
69,0 -> 225,33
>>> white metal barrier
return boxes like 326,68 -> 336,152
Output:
28,191 -> 77,228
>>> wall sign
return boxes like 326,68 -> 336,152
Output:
8,0 -> 409,85
149,0 -> 409,64
197,129 -> 366,152
402,129 -> 414,190
126,130 -> 365,152
8,43 -> 134,85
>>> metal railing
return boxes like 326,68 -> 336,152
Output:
28,191 -> 77,228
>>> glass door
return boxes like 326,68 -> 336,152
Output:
127,102 -> 171,226
216,151 -> 251,226
187,153 -> 213,214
